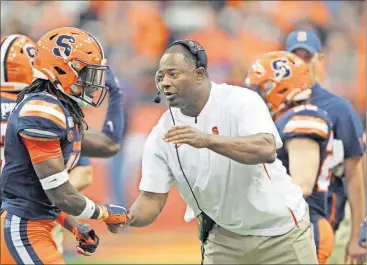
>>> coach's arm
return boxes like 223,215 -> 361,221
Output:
127,191 -> 168,227
164,126 -> 276,165
205,133 -> 276,164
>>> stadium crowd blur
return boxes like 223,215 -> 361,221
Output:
1,1 -> 366,263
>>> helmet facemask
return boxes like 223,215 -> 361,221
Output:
68,59 -> 109,108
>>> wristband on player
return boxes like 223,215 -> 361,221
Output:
39,170 -> 69,190
76,196 -> 97,219
55,211 -> 68,227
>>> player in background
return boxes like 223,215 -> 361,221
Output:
0,35 -> 97,257
247,51 -> 334,264
285,30 -> 365,264
0,27 -> 126,264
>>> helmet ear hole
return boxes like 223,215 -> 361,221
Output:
49,34 -> 58,41
54,67 -> 66,75
278,88 -> 288,95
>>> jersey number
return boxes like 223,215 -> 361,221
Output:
52,35 -> 76,58
317,131 -> 334,192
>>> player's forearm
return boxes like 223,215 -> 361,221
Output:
47,184 -> 101,219
206,133 -> 276,165
82,128 -> 120,157
128,191 -> 168,227
345,157 -> 365,240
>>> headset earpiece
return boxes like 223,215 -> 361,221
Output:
167,39 -> 208,70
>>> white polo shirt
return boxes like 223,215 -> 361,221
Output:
140,82 -> 306,236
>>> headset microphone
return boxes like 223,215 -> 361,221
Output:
153,92 -> 161,104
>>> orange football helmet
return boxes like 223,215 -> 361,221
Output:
246,51 -> 311,116
0,34 -> 36,92
33,27 -> 109,107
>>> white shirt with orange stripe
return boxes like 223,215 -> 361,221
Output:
140,82 -> 306,236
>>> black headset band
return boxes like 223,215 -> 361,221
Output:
167,39 -> 208,69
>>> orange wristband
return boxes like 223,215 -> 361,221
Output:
56,211 -> 68,227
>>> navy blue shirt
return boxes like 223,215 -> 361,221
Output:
1,92 -> 82,220
311,83 -> 364,230
311,83 -> 364,158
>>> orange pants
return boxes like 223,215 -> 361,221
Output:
312,217 -> 335,264
0,210 -> 65,264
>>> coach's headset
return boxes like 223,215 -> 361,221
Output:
153,40 -> 211,264
153,39 -> 208,103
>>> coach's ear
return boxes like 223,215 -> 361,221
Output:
195,67 -> 205,84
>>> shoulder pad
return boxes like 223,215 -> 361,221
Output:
282,106 -> 330,140
17,94 -> 67,139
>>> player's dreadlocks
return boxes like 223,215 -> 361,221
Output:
17,79 -> 87,132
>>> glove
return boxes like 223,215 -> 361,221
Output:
72,224 -> 100,256
98,204 -> 127,225
358,219 -> 366,248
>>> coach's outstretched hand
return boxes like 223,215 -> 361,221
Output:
73,224 -> 100,256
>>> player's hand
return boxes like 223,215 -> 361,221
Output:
345,239 -> 366,264
99,204 -> 128,225
106,211 -> 134,234
72,224 -> 100,256
163,126 -> 210,149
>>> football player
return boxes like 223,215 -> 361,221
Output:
52,68 -> 124,255
0,27 -> 126,264
247,51 -> 334,264
285,30 -> 365,264
0,34 -> 97,252
0,34 -> 101,260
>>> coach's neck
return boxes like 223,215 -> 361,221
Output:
180,79 -> 211,118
